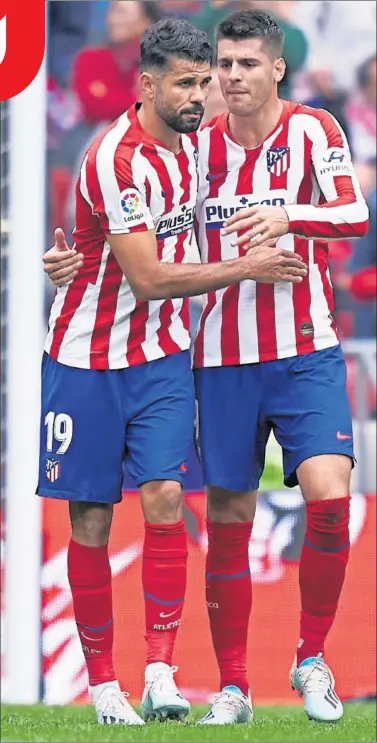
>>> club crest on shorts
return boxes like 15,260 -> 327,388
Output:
266,147 -> 290,176
46,458 -> 61,483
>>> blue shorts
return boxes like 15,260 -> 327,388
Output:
194,345 -> 354,491
37,351 -> 195,503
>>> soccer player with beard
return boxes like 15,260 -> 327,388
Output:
38,17 -> 306,727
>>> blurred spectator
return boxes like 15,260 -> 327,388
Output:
159,1 -> 203,19
295,0 -> 376,94
345,56 -> 376,197
349,266 -> 376,303
87,1 -> 201,42
48,2 -> 93,88
335,187 -> 376,338
47,76 -> 83,152
88,1 -> 111,43
295,0 -> 376,132
189,1 -> 235,46
192,1 -> 307,100
72,1 -> 162,125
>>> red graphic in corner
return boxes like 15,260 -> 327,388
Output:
0,0 -> 45,102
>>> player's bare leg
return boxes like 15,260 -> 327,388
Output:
139,480 -> 190,722
68,503 -> 144,725
291,454 -> 352,721
197,487 -> 255,725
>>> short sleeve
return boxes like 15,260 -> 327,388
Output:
84,147 -> 155,235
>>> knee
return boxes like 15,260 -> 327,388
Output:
140,480 -> 183,524
69,502 -> 112,546
298,454 -> 352,502
207,487 -> 257,523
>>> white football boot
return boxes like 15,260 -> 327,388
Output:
290,654 -> 343,722
141,663 -> 191,721
90,681 -> 145,725
197,685 -> 254,725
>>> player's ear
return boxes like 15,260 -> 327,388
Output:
274,57 -> 286,84
139,71 -> 155,101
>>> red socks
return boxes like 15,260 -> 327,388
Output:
143,520 -> 187,666
297,496 -> 350,666
67,498 -> 349,688
67,539 -> 115,686
206,520 -> 253,696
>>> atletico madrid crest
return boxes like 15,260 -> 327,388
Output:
266,147 -> 290,176
46,458 -> 61,483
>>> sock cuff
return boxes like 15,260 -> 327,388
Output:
143,520 -> 187,559
68,539 -> 110,578
206,520 -> 253,539
306,496 -> 350,513
206,519 -> 253,529
144,520 -> 186,536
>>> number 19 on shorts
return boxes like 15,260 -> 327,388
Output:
45,411 -> 73,454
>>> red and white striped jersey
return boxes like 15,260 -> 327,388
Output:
194,101 -> 369,368
45,104 -> 199,369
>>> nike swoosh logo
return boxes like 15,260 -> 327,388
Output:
79,631 -> 103,642
206,172 -> 227,182
336,431 -> 353,440
160,609 -> 179,618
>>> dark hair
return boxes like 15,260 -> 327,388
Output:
140,18 -> 214,73
215,9 -> 284,59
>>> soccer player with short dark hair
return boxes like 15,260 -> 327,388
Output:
193,9 -> 368,724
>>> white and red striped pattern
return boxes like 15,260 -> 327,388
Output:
194,101 -> 369,368
45,105 -> 198,369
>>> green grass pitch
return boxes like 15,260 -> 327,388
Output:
1,702 -> 376,742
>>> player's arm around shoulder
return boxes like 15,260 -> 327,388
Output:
44,226 -> 309,296
43,148 -> 308,295
44,224 -> 310,295
107,146 -> 307,298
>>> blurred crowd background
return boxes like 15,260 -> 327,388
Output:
46,0 -> 376,340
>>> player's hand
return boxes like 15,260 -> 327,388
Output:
244,243 -> 307,284
43,228 -> 83,286
221,205 -> 289,248
243,237 -> 278,253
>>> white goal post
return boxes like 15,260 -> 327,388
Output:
4,55 -> 47,704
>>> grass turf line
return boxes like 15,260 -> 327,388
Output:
1,703 -> 376,742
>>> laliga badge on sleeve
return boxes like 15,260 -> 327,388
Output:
0,0 -> 45,102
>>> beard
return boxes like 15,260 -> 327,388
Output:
155,95 -> 205,133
